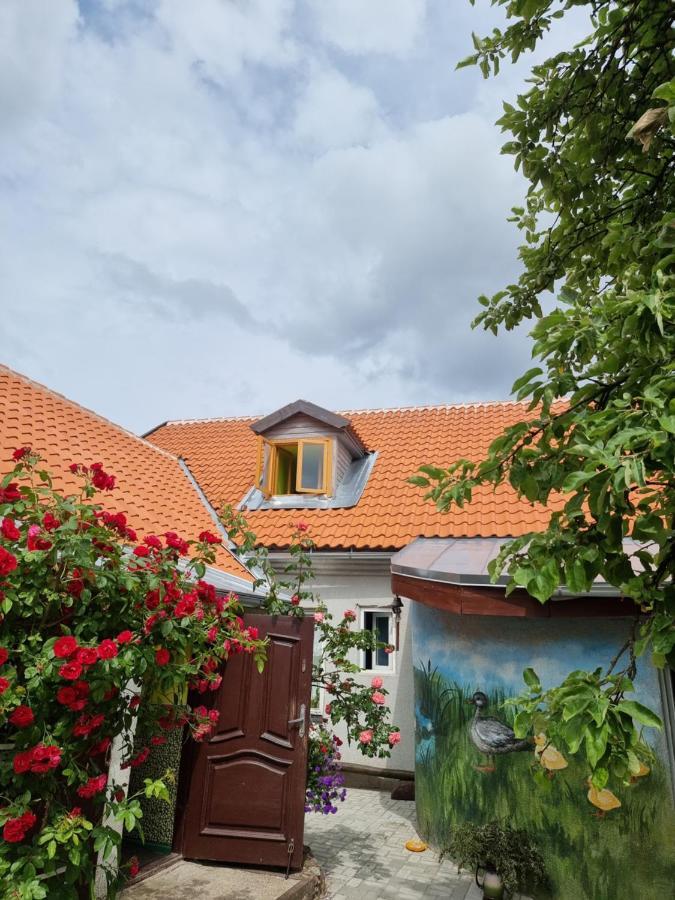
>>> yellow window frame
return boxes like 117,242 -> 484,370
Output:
254,437 -> 333,497
297,438 -> 331,494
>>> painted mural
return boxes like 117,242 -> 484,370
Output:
412,604 -> 675,900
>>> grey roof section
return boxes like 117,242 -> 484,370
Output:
251,399 -> 350,434
240,452 -> 377,511
391,537 -> 644,597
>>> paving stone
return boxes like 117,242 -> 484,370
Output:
304,787 -> 473,900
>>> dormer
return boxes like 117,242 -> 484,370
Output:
240,400 -> 376,511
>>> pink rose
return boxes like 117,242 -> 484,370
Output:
372,691 -> 386,705
358,729 -> 373,745
388,731 -> 401,746
371,676 -> 383,689
343,609 -> 356,622
313,612 -> 324,623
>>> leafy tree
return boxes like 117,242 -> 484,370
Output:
414,0 -> 674,792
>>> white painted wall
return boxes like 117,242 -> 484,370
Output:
270,552 -> 415,774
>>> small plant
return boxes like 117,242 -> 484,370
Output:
441,820 -> 546,899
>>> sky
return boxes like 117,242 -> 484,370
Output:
0,0 -> 591,434
413,605 -> 661,714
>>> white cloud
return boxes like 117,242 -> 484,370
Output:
293,67 -> 386,151
0,0 -> 587,432
312,0 -> 427,56
0,0 -> 78,129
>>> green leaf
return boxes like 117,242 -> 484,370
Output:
616,700 -> 662,730
523,667 -> 541,692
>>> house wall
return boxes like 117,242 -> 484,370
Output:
270,552 -> 416,774
411,602 -> 675,900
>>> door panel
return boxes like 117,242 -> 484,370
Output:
180,614 -> 313,869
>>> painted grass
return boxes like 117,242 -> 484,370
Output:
413,663 -> 675,900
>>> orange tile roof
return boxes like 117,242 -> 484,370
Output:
146,403 -> 559,551
0,366 -> 252,582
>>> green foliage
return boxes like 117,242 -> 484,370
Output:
415,672 -> 675,900
0,453 -> 265,897
414,0 -> 675,784
506,663 -> 657,787
442,819 -> 547,898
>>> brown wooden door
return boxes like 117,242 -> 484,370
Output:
180,614 -> 314,870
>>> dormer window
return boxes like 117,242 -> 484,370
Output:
256,438 -> 333,497
243,399 -> 376,511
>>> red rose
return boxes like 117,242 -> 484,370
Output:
290,594 -> 300,606
0,483 -> 21,503
30,743 -> 62,773
247,626 -> 259,640
42,512 -> 60,532
69,463 -> 80,474
59,661 -> 83,681
9,705 -> 34,728
91,465 -> 116,491
53,636 -> 78,658
13,749 -> 32,774
133,545 -> 150,557
198,530 -> 221,544
143,535 -> 162,549
0,647 -> 8,666
116,630 -> 133,644
155,648 -> 170,666
1,518 -> 20,541
91,737 -> 111,755
57,686 -> 78,707
12,447 -> 31,461
77,773 -> 107,798
97,639 -> 118,660
0,546 -> 18,577
3,814 -> 33,843
0,677 -> 10,695
129,856 -> 140,878
75,647 -> 98,666
296,521 -> 308,532
68,807 -> 82,818
164,532 -> 189,554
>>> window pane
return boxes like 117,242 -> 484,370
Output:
375,614 -> 390,667
300,443 -> 324,490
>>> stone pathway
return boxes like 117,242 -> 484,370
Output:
304,788 -> 476,900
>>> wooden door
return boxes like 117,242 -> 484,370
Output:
179,614 -> 314,870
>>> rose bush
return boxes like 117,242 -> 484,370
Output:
220,510 -> 401,768
0,451 -> 266,898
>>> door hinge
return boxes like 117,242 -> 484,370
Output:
285,838 -> 295,879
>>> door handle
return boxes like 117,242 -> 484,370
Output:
288,704 -> 306,738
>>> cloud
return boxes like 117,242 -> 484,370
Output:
1,0 -> 589,432
312,0 -> 427,57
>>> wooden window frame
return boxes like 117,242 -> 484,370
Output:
254,437 -> 333,498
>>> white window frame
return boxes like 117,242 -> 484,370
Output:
310,625 -> 327,721
360,607 -> 395,673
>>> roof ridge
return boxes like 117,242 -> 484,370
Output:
0,364 -> 181,464
338,400 -> 528,414
149,398 -> 527,429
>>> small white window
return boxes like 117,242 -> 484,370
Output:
310,630 -> 326,721
361,609 -> 394,672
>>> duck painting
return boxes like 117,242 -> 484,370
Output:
467,691 -> 532,772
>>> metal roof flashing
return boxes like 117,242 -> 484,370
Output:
391,537 -> 643,598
